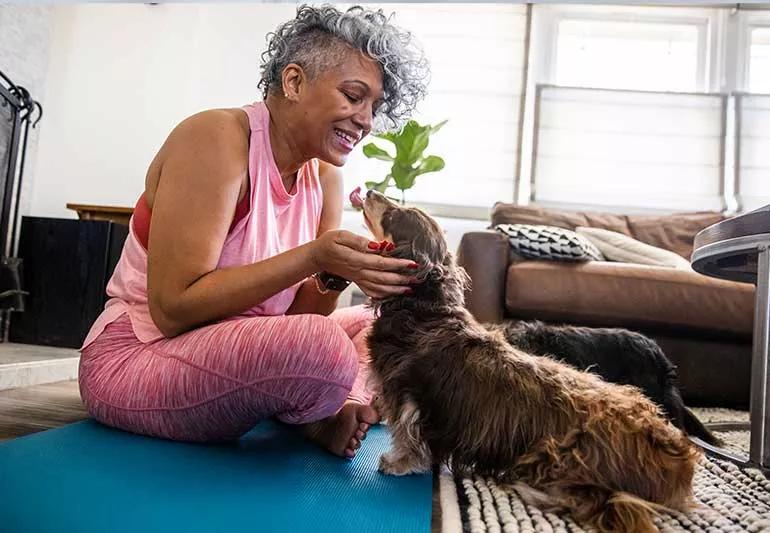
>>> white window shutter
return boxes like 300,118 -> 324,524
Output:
736,94 -> 770,212
531,85 -> 727,212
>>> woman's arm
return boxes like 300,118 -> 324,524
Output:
147,111 -> 413,338
286,161 -> 347,316
147,110 -> 330,337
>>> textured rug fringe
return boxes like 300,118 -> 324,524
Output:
442,408 -> 770,533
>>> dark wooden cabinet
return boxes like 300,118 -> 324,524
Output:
9,217 -> 128,348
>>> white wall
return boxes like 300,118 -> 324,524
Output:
0,5 -> 54,236
32,3 -> 295,218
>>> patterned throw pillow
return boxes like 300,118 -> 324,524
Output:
495,224 -> 604,262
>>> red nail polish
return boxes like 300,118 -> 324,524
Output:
407,263 -> 420,269
385,242 -> 395,252
379,241 -> 388,251
368,242 -> 379,250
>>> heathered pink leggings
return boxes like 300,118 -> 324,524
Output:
78,305 -> 374,442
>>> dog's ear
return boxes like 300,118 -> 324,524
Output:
383,208 -> 448,264
405,252 -> 471,306
430,257 -> 471,305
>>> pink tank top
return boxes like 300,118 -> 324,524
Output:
81,102 -> 323,349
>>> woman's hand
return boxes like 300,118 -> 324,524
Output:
310,230 -> 417,299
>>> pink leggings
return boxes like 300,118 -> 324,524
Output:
78,306 -> 374,442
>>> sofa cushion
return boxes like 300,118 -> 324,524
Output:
575,227 -> 691,269
496,224 -> 604,262
504,260 -> 754,336
492,204 -> 631,235
626,211 -> 725,260
491,203 -> 725,259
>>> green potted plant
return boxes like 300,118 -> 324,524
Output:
362,119 -> 447,205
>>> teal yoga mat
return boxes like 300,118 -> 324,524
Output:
0,420 -> 432,533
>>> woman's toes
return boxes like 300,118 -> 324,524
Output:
358,405 -> 380,425
359,422 -> 370,432
356,429 -> 365,440
345,448 -> 356,458
349,437 -> 360,450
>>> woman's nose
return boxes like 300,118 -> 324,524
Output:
353,104 -> 373,132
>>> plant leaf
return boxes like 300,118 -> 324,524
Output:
374,131 -> 398,143
415,155 -> 445,175
393,168 -> 420,191
368,119 -> 448,196
365,176 -> 391,193
390,162 -> 414,191
391,121 -> 420,165
362,143 -> 394,161
407,128 -> 431,166
430,119 -> 448,134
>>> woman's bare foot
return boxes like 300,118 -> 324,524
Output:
302,401 -> 381,458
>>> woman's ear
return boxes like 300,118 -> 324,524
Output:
281,63 -> 305,100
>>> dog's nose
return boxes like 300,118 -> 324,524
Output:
366,190 -> 374,199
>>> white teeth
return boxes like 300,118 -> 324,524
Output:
335,129 -> 355,143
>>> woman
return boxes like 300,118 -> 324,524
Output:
78,4 -> 429,459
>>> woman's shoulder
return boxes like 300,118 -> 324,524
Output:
170,108 -> 250,145
157,108 -> 249,165
148,109 -> 250,200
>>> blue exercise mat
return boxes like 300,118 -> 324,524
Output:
0,420 -> 431,533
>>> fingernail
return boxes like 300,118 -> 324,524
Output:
378,240 -> 388,251
385,242 -> 395,252
408,263 -> 420,269
405,288 -> 414,295
368,242 -> 380,250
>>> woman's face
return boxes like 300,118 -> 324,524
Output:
290,50 -> 384,166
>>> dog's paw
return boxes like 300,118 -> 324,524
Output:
378,452 -> 429,476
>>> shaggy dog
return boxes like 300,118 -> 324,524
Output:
359,191 -> 701,533
492,321 -> 719,445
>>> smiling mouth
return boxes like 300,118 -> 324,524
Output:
334,128 -> 357,146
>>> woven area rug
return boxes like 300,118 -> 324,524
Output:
438,408 -> 770,532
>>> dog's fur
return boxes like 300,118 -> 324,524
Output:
361,191 -> 701,533
491,321 -> 719,445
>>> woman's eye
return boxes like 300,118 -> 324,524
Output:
343,92 -> 362,104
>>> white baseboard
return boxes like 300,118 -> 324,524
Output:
0,357 -> 80,391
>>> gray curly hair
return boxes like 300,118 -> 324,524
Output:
258,4 -> 429,131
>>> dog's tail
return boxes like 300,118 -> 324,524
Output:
681,406 -> 720,445
514,483 -> 666,533
594,491 -> 669,533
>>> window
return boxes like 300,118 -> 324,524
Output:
554,19 -> 702,92
531,86 -> 726,212
736,94 -> 770,211
519,5 -> 724,212
536,5 -> 715,92
748,27 -> 770,93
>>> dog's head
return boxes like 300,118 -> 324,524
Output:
360,190 -> 469,308
362,191 -> 447,265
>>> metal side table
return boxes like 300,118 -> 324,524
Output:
691,205 -> 770,470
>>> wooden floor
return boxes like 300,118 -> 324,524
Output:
0,380 -> 88,441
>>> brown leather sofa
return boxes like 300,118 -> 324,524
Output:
457,203 -> 755,408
